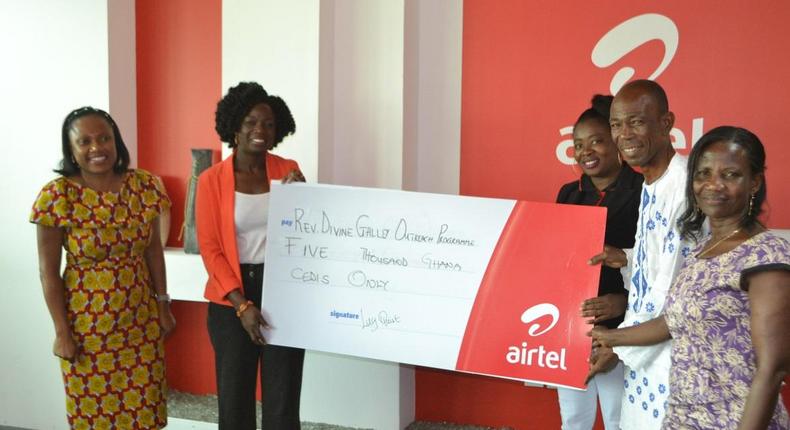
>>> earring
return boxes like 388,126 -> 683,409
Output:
748,194 -> 755,217
617,152 -> 622,166
71,156 -> 77,164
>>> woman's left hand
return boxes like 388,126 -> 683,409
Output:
282,169 -> 305,184
158,302 -> 177,337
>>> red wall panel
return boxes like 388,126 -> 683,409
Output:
136,0 -> 222,396
164,302 -> 216,394
136,0 -> 223,247
416,367 -> 566,428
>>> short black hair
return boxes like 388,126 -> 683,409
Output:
56,106 -> 130,176
574,94 -> 613,131
214,82 -> 296,149
678,126 -> 767,240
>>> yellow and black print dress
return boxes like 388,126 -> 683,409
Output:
30,169 -> 170,429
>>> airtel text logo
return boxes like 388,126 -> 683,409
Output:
506,303 -> 567,370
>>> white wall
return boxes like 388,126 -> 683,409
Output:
319,0 -> 406,190
0,1 -> 110,428
221,0 -> 320,181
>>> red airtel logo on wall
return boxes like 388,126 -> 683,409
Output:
555,13 -> 704,165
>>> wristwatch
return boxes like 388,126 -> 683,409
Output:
156,293 -> 171,303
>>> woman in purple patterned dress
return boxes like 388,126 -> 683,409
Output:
591,126 -> 789,429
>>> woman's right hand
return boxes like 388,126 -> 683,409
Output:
53,333 -> 79,362
588,326 -> 614,348
281,169 -> 305,184
239,305 -> 270,346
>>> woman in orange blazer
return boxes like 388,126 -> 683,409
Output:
196,82 -> 305,429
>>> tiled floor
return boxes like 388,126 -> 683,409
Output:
2,392 -> 504,430
0,419 -> 216,430
0,418 -> 506,430
166,417 -> 219,430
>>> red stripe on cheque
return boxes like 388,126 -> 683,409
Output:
455,201 -> 606,389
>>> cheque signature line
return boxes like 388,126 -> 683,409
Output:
326,320 -> 359,327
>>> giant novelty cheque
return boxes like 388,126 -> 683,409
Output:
262,183 -> 605,389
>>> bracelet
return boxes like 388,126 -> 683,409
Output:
156,293 -> 171,303
236,300 -> 254,318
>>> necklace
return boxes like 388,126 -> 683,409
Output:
697,228 -> 740,258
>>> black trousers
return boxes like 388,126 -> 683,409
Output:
207,263 -> 305,430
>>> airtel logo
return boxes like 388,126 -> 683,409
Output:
592,13 -> 678,96
507,303 -> 567,369
555,13 -> 705,165
520,303 -> 559,336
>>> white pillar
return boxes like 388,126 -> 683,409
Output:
108,0 -> 138,167
403,0 -> 463,195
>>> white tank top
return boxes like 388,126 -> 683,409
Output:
234,192 -> 269,264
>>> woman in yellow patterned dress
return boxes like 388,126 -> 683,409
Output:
30,107 -> 175,429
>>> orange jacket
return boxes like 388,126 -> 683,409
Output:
195,151 -> 300,306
